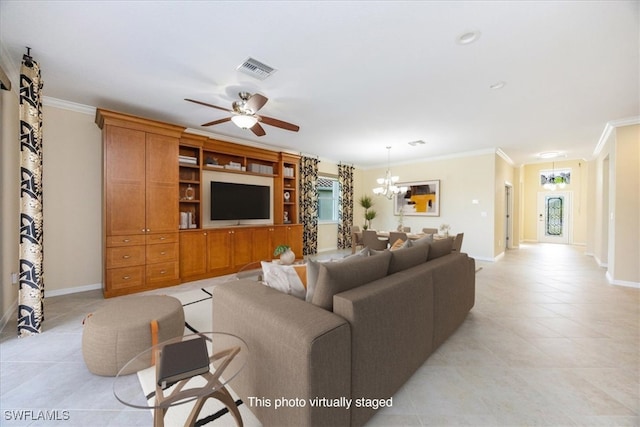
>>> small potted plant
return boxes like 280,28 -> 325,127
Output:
274,244 -> 295,265
439,224 -> 450,237
358,195 -> 376,230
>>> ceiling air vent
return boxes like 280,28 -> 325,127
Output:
236,57 -> 277,80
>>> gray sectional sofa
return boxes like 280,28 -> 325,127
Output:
212,238 -> 476,426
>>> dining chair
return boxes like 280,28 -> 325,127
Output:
452,233 -> 464,252
422,228 -> 438,235
389,231 -> 408,244
402,226 -> 411,232
351,225 -> 364,254
362,230 -> 389,251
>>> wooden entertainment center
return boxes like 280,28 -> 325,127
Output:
96,109 -> 302,297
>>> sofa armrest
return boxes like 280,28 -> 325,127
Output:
212,280 -> 351,427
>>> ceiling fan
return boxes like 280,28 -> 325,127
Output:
185,92 -> 300,137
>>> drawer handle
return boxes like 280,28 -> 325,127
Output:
123,239 -> 130,243
160,270 -> 167,275
123,276 -> 131,280
122,255 -> 131,259
160,251 -> 166,255
159,237 -> 166,240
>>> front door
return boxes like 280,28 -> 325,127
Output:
537,192 -> 571,244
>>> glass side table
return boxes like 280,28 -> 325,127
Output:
113,332 -> 248,427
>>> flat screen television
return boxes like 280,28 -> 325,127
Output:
210,181 -> 270,220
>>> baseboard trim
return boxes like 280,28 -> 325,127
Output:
605,272 -> 640,289
0,298 -> 18,333
45,282 -> 102,298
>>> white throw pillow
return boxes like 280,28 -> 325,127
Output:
261,261 -> 307,300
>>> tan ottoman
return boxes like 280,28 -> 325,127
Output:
82,295 -> 184,376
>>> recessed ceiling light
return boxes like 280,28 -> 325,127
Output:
408,140 -> 426,146
489,81 -> 506,90
538,151 -> 561,159
456,30 -> 481,45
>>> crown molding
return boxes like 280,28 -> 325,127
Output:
594,116 -> 640,158
496,148 -> 515,166
42,96 -> 96,115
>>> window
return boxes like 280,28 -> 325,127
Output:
318,176 -> 339,222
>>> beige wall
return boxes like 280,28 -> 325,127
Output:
521,159 -> 588,245
1,87 -> 20,326
610,125 -> 640,284
357,152 -> 498,261
494,154 -> 516,255
591,135 -> 613,265
590,123 -> 639,286
42,105 -> 103,295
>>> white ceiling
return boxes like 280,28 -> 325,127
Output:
1,1 -> 638,168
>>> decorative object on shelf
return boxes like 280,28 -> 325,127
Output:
273,245 -> 295,265
393,180 -> 441,217
184,184 -> 195,200
179,154 -> 197,165
373,146 -> 408,200
284,191 -> 290,202
358,195 -> 377,230
284,211 -> 289,223
439,224 -> 450,237
205,156 -> 218,166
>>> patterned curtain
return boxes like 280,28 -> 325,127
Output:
18,50 -> 44,337
337,164 -> 355,249
299,156 -> 319,255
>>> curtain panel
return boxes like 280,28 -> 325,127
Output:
18,52 -> 45,337
337,164 -> 355,249
299,156 -> 319,256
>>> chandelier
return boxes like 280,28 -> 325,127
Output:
373,146 -> 407,199
543,162 -> 566,191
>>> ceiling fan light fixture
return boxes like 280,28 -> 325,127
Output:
231,114 -> 258,129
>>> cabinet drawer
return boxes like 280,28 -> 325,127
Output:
146,261 -> 179,284
106,246 -> 145,268
106,234 -> 145,247
146,233 -> 178,245
146,242 -> 178,263
106,266 -> 145,290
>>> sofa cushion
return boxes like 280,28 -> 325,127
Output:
305,248 -> 370,302
411,233 -> 434,246
311,250 -> 392,310
388,244 -> 429,274
427,237 -> 454,260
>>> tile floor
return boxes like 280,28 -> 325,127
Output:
1,244 -> 638,426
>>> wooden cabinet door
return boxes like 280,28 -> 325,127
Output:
270,226 -> 288,253
145,133 -> 179,234
207,229 -> 233,273
232,228 -> 254,268
252,227 -> 272,261
286,225 -> 304,257
179,231 -> 208,278
105,126 -> 146,236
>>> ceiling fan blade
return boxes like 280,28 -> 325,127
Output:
245,94 -> 268,114
250,122 -> 266,137
185,98 -> 233,113
259,115 -> 300,132
201,117 -> 232,127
